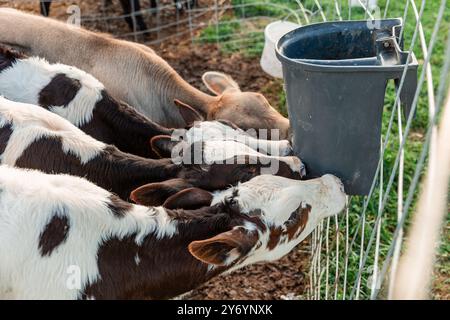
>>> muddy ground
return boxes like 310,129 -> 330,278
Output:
1,0 -> 311,300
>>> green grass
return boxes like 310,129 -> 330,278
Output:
232,0 -> 301,18
195,0 -> 450,299
197,1 -> 302,57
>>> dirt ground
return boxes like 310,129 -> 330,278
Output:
1,0 -> 311,300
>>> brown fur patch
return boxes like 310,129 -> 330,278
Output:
107,194 -> 133,218
267,204 -> 311,251
38,211 -> 70,257
0,123 -> 12,155
285,205 -> 310,241
267,227 -> 283,250
87,91 -> 172,158
38,73 -> 81,108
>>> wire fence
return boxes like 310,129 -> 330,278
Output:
4,0 -> 449,299
118,0 -> 450,300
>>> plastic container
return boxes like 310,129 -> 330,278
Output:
350,0 -> 378,10
261,20 -> 299,78
276,18 -> 418,195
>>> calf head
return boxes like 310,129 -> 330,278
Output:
130,158 -> 287,206
135,174 -> 346,268
175,71 -> 290,140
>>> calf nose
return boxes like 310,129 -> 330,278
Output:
289,157 -> 307,178
320,174 -> 347,215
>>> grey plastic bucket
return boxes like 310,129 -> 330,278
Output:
276,18 -> 418,195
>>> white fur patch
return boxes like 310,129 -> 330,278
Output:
0,97 -> 106,165
0,165 -> 177,300
0,57 -> 104,127
134,254 -> 141,266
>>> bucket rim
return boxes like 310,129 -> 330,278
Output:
275,17 -> 418,72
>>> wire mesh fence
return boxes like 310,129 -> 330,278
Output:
3,0 -> 449,299
128,0 -> 449,300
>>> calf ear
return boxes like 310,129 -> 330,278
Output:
163,187 -> 213,210
174,99 -> 205,125
188,228 -> 257,266
130,178 -> 194,206
202,71 -> 241,95
150,135 -> 180,158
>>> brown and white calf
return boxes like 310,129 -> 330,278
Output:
0,97 -> 298,203
0,166 -> 345,299
162,119 -> 294,157
0,8 -> 290,137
